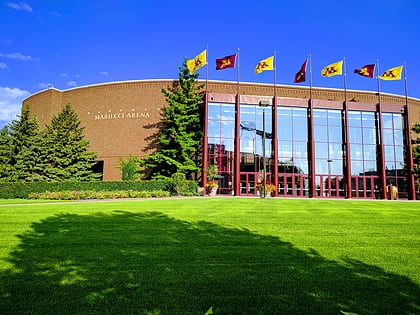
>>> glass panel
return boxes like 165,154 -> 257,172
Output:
220,121 -> 234,138
351,160 -> 364,175
382,113 -> 393,129
330,159 -> 343,175
240,105 -> 255,122
393,129 -> 403,145
350,144 -> 362,160
394,145 -> 404,162
327,110 -> 342,125
220,138 -> 234,152
292,108 -> 307,124
349,127 -> 362,144
208,103 -> 220,120
315,159 -> 328,174
363,160 -> 377,174
315,142 -> 329,159
328,126 -> 342,143
279,141 -> 292,158
314,109 -> 327,125
392,114 -> 402,129
363,144 -> 376,161
329,143 -> 343,159
208,120 -> 221,137
362,127 -> 376,144
278,123 -> 292,140
220,104 -> 235,120
293,141 -> 307,158
293,123 -> 307,141
383,129 -> 394,145
256,109 -> 272,133
294,158 -> 308,174
240,139 -> 255,153
362,112 -> 376,128
208,137 -> 220,146
384,145 -> 395,162
348,111 -> 361,127
278,108 -> 292,123
314,125 -> 328,142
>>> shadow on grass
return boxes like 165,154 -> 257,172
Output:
0,211 -> 419,314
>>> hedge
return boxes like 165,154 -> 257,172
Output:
0,180 -> 198,199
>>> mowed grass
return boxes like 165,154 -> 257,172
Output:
0,198 -> 419,315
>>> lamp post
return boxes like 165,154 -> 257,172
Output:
259,100 -> 270,198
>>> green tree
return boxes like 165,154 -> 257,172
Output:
7,106 -> 45,182
118,155 -> 142,181
140,59 -> 204,180
0,126 -> 13,181
40,103 -> 100,181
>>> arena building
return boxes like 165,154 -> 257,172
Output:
23,79 -> 420,199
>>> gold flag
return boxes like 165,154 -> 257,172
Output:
378,65 -> 403,80
186,50 -> 207,75
321,60 -> 343,77
255,56 -> 274,74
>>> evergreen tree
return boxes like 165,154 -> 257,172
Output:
7,106 -> 45,182
41,103 -> 100,181
0,126 -> 13,181
140,59 -> 204,180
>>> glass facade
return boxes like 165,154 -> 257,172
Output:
206,98 -> 413,199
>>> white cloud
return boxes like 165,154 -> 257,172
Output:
0,86 -> 31,122
0,52 -> 34,61
100,71 -> 108,76
60,72 -> 68,77
6,2 -> 33,13
67,81 -> 77,87
0,62 -> 8,69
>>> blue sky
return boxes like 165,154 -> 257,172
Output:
0,0 -> 419,128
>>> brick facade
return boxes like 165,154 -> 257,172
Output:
23,79 -> 420,181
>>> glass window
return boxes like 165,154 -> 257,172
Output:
328,126 -> 342,143
362,128 -> 376,144
315,142 -> 329,159
208,120 -> 221,137
384,145 -> 395,161
314,125 -> 328,142
392,114 -> 402,129
329,143 -> 343,159
349,127 -> 362,144
350,144 -> 362,160
351,160 -> 364,175
394,145 -> 404,162
240,105 -> 256,122
330,159 -> 343,175
240,139 -> 255,154
293,123 -> 307,141
315,159 -> 328,174
221,104 -> 235,120
220,138 -> 234,152
278,123 -> 292,140
348,111 -> 361,127
220,120 -> 235,138
361,112 -> 376,128
382,113 -> 393,129
294,158 -> 308,174
383,129 -> 394,145
279,141 -> 292,158
293,142 -> 307,158
278,108 -> 292,123
314,109 -> 327,125
393,129 -> 403,145
363,160 -> 377,174
327,110 -> 342,125
363,144 -> 376,161
208,103 -> 220,120
292,108 -> 307,124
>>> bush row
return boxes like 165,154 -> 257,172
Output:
0,180 -> 198,199
28,190 -> 170,200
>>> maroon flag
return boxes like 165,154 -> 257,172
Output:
216,54 -> 236,70
354,64 -> 375,78
294,59 -> 307,83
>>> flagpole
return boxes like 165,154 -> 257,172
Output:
205,46 -> 209,93
376,59 -> 381,104
403,61 -> 416,199
272,50 -> 278,196
343,57 -> 347,102
376,59 -> 387,199
237,48 -> 240,95
234,48 -> 241,196
342,56 -> 351,198
309,54 -> 313,100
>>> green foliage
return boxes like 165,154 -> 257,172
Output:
0,126 -> 13,180
118,155 -> 142,181
28,189 -> 170,200
140,60 -> 204,180
6,106 -> 45,182
171,172 -> 191,196
40,103 -> 100,181
0,180 -> 198,198
411,123 -> 420,196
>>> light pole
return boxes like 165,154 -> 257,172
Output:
259,100 -> 270,198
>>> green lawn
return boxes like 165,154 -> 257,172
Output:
0,198 -> 419,314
